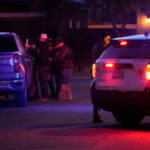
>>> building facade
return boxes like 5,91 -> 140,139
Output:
0,0 -> 88,40
137,0 -> 150,33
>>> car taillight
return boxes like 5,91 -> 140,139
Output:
120,40 -> 127,46
146,64 -> 150,80
14,55 -> 20,73
92,63 -> 96,78
105,62 -> 114,68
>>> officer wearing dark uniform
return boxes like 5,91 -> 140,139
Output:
91,32 -> 111,123
26,44 -> 39,99
54,38 -> 73,100
48,37 -> 73,99
37,33 -> 50,101
48,40 -> 56,98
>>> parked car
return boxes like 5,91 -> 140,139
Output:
0,32 -> 34,106
91,33 -> 150,124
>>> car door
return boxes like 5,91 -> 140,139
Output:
15,34 -> 33,89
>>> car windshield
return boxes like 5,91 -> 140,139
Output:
100,40 -> 150,59
0,36 -> 18,52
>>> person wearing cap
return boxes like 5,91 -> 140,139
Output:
36,33 -> 50,101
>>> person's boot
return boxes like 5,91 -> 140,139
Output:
49,93 -> 56,98
93,106 -> 103,123
48,79 -> 56,98
93,117 -> 103,123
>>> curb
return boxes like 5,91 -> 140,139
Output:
71,76 -> 90,79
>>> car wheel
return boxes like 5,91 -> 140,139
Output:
16,85 -> 27,107
112,111 -> 144,125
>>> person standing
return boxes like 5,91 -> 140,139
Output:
37,33 -> 50,101
48,39 -> 56,98
91,32 -> 111,123
91,33 -> 111,63
26,43 -> 39,99
54,37 -> 73,100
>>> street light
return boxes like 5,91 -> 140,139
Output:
146,15 -> 150,24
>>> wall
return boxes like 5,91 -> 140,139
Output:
137,0 -> 150,33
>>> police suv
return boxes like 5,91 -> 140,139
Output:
91,33 -> 150,124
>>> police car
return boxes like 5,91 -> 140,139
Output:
91,33 -> 150,124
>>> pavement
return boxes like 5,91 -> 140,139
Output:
1,78 -> 150,150
72,66 -> 90,78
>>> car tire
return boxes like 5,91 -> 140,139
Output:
16,85 -> 27,107
112,111 -> 144,125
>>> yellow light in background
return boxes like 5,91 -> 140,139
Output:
146,18 -> 150,24
146,15 -> 150,24
147,64 -> 150,69
146,72 -> 150,80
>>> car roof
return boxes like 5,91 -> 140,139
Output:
112,34 -> 150,40
0,32 -> 17,38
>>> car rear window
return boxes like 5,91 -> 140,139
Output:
100,40 -> 150,59
0,36 -> 18,52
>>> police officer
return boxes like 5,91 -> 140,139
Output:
91,32 -> 111,123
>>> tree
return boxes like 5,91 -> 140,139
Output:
88,0 -> 137,36
28,0 -> 64,11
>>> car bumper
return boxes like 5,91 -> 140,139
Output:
0,79 -> 24,91
91,81 -> 150,112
